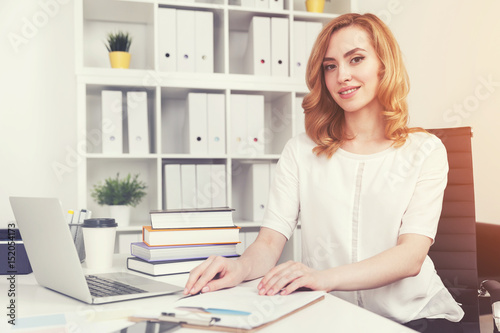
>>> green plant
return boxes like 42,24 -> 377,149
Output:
91,173 -> 147,207
105,31 -> 132,52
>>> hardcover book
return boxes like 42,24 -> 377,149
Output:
149,207 -> 235,229
130,242 -> 239,262
127,255 -> 239,276
142,226 -> 241,247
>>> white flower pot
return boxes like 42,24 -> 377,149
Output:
108,205 -> 131,227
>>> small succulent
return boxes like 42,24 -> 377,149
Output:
105,31 -> 132,52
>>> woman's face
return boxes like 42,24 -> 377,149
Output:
323,26 -> 383,114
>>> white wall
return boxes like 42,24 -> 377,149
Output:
0,0 -> 77,227
357,0 -> 500,224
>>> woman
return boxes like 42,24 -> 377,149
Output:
184,13 -> 464,332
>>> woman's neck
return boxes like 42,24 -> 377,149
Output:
341,105 -> 394,154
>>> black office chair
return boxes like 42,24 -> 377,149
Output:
427,127 -> 500,333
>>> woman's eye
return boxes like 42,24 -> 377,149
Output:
323,64 -> 336,71
351,56 -> 365,64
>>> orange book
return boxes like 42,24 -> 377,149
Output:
142,226 -> 241,247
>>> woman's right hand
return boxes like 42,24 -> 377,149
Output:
183,255 -> 249,295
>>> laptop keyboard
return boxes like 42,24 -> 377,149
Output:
86,275 -> 147,297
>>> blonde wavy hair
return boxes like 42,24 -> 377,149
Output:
303,13 -> 423,158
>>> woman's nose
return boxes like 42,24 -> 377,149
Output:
337,64 -> 352,83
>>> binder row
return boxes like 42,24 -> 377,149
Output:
240,0 -> 284,10
185,93 -> 226,155
236,162 -> 277,222
158,8 -> 214,73
230,94 -> 265,156
293,21 -> 323,79
244,16 -> 289,77
163,164 -> 227,210
101,90 -> 150,155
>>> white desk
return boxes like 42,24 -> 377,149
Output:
2,255 -> 415,333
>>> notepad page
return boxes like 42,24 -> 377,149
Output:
171,286 -> 325,330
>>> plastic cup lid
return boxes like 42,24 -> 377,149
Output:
82,218 -> 118,228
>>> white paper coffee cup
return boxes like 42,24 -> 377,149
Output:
82,218 -> 118,270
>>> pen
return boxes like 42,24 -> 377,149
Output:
175,306 -> 251,316
66,210 -> 74,224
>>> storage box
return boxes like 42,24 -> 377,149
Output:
0,228 -> 32,275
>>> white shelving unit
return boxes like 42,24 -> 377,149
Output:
75,0 -> 356,260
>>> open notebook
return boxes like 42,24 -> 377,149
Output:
132,284 -> 325,332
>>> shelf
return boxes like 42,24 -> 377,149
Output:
76,0 -> 353,259
78,68 -> 308,92
86,154 -> 159,160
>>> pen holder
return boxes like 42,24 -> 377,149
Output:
69,224 -> 86,263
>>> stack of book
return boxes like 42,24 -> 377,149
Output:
127,207 -> 240,276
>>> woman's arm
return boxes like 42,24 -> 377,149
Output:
258,233 -> 432,296
184,227 -> 287,295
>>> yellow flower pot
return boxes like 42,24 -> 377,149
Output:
306,0 -> 325,13
109,51 -> 131,69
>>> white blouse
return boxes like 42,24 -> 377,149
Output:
261,132 -> 464,324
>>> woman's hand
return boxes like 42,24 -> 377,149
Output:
257,261 -> 330,296
183,255 -> 249,295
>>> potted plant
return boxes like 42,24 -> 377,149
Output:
91,173 -> 147,226
105,31 -> 132,69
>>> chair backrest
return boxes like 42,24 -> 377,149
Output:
427,127 -> 479,333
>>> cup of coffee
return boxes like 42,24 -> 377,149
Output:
82,218 -> 118,270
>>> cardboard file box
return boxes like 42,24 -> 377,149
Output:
0,229 -> 32,275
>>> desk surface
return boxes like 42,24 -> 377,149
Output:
2,255 -> 415,333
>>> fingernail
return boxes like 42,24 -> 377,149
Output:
183,288 -> 188,294
267,289 -> 274,295
190,288 -> 196,294
258,283 -> 262,289
201,286 -> 209,293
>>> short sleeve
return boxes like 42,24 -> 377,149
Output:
261,138 -> 301,240
399,136 -> 449,241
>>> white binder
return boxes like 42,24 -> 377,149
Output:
101,90 -> 123,154
126,91 -> 149,155
207,93 -> 226,155
186,93 -> 208,155
158,8 -> 177,72
270,162 -> 277,186
241,0 -> 256,8
244,16 -> 271,76
210,164 -> 227,208
230,94 -> 248,156
176,10 -> 195,72
194,11 -> 214,73
269,0 -> 283,10
181,164 -> 197,209
293,21 -> 307,79
271,17 -> 289,77
196,164 -> 212,209
247,95 -> 265,156
306,21 -> 323,61
164,164 -> 182,210
248,163 -> 270,222
295,96 -> 305,134
255,0 -> 269,8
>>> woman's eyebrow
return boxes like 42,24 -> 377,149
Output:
323,47 -> 367,62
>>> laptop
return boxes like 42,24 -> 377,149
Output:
9,197 -> 183,304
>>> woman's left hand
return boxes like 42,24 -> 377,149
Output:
257,261 -> 330,296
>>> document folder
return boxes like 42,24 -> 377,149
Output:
101,90 -> 123,154
177,10 -> 195,72
158,8 -> 177,72
127,91 -> 149,155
